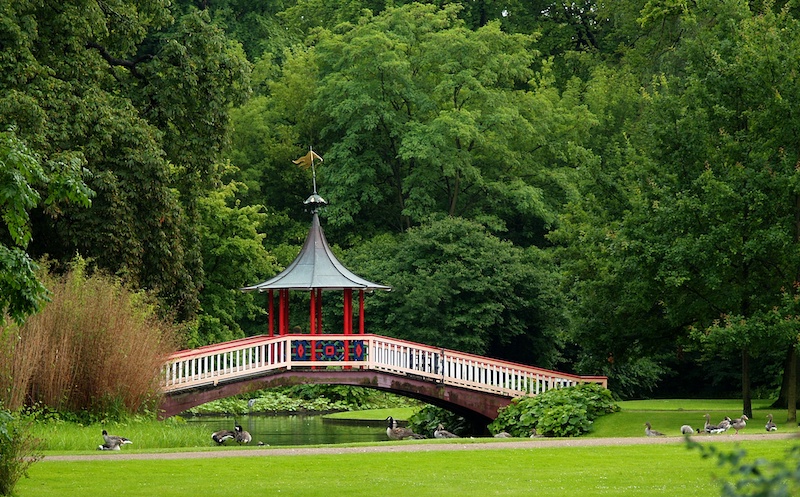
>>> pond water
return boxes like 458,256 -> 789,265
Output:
187,414 -> 387,446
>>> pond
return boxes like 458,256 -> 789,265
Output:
187,414 -> 387,446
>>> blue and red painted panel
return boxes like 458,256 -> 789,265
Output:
292,340 -> 366,361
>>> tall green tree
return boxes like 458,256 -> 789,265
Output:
347,215 -> 566,367
0,1 -> 251,324
191,179 -> 280,346
558,1 -> 800,414
305,3 -> 595,244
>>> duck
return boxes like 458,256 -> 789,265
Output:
730,415 -> 748,435
386,416 -> 424,440
433,423 -> 459,439
98,429 -> 132,450
766,414 -> 778,432
680,425 -> 694,435
234,424 -> 252,444
212,429 -> 235,444
644,422 -> 665,437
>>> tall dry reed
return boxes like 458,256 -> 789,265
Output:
0,260 -> 180,416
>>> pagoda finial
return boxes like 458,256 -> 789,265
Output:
293,147 -> 327,211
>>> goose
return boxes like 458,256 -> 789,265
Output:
766,414 -> 778,432
493,431 -> 512,438
715,417 -> 732,433
680,425 -> 694,435
386,416 -> 424,440
212,429 -> 235,444
731,415 -> 748,435
530,428 -> 544,438
433,423 -> 459,439
234,424 -> 252,444
644,422 -> 665,436
98,429 -> 132,450
703,414 -> 722,434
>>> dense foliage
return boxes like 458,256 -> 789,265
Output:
184,386 -> 418,415
407,405 -> 469,438
4,0 -> 800,418
488,383 -> 619,437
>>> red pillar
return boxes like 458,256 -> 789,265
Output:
343,289 -> 353,335
268,290 -> 274,337
359,290 -> 365,334
309,289 -> 316,335
280,289 -> 290,335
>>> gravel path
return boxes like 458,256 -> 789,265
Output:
44,432 -> 797,462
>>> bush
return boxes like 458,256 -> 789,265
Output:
408,405 -> 468,437
0,408 -> 42,496
488,383 -> 619,437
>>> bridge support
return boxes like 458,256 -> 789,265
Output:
159,369 -> 512,434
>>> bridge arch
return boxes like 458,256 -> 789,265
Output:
160,369 -> 511,432
159,334 -> 607,433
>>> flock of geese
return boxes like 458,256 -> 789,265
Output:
97,423 -> 259,450
645,413 -> 779,437
97,411 -> 782,449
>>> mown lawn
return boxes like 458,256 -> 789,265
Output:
17,399 -> 799,496
18,439 -> 796,497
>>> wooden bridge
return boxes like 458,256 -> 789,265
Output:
160,333 -> 607,428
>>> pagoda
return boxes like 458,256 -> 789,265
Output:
241,148 -> 390,339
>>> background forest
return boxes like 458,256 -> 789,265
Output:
3,0 -> 800,417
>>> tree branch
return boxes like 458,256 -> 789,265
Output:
85,41 -> 153,80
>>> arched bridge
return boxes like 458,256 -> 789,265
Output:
160,334 -> 607,429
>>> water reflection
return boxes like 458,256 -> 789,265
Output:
188,415 -> 386,446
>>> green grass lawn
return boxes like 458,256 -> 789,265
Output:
16,399 -> 799,496
17,439 -> 796,497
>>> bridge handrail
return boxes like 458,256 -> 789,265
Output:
161,334 -> 607,397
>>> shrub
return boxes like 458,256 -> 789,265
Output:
408,405 -> 468,437
488,383 -> 619,437
0,407 -> 42,496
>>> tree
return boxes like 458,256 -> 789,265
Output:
0,1 -> 251,326
346,215 -> 566,367
0,128 -> 92,324
192,179 -> 280,346
301,3 -> 595,243
557,1 -> 800,413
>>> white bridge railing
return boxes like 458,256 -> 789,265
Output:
161,334 -> 607,398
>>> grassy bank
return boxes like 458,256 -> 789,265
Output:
30,400 -> 798,453
18,439 -> 796,497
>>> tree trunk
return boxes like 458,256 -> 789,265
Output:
772,346 -> 800,414
788,346 -> 797,423
742,348 -> 752,418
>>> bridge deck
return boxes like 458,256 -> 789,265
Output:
162,334 -> 606,401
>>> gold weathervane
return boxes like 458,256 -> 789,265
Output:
295,147 -> 325,207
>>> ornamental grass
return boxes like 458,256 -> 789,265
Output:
0,259 -> 180,418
